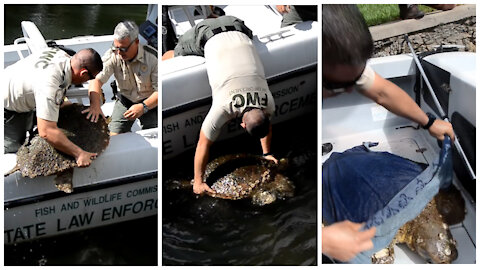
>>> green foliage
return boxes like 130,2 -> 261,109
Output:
357,4 -> 435,26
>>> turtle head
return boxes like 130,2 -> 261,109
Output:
413,222 -> 458,263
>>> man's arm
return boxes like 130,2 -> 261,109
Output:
193,130 -> 215,194
260,124 -> 278,163
37,117 -> 97,167
83,78 -> 106,122
360,72 -> 454,141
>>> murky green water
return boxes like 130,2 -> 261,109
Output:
162,112 -> 318,265
4,4 -> 148,45
4,216 -> 157,265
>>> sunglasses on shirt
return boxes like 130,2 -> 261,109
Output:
322,66 -> 365,92
111,39 -> 135,53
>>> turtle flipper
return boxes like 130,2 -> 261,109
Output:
372,243 -> 395,264
4,164 -> 20,177
54,168 -> 74,193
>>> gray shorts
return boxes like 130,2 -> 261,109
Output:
109,100 -> 158,134
4,109 -> 35,153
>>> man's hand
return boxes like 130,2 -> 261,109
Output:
193,180 -> 215,195
162,50 -> 175,60
76,150 -> 98,167
322,220 -> 376,262
276,5 -> 291,14
263,154 -> 278,164
428,119 -> 455,141
82,105 -> 105,123
124,103 -> 144,121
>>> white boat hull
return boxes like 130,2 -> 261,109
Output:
5,177 -> 157,244
4,129 -> 159,245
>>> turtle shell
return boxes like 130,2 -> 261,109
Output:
11,103 -> 110,178
203,153 -> 283,200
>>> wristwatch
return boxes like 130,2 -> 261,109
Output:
142,101 -> 149,114
422,112 -> 436,130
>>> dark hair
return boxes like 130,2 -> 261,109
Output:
244,108 -> 270,139
322,4 -> 373,67
75,48 -> 103,76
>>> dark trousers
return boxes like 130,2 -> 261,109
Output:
4,109 -> 35,153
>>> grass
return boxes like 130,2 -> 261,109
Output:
358,4 -> 435,26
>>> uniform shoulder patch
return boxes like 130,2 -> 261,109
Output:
143,45 -> 158,59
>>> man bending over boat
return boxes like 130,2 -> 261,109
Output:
163,15 -> 278,195
321,5 -> 455,262
4,48 -> 103,167
85,20 -> 158,135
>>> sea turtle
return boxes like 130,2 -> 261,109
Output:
5,103 -> 110,193
167,153 -> 294,206
372,187 -> 465,264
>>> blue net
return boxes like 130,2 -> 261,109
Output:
322,137 -> 452,263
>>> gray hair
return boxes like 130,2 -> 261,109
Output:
113,20 -> 139,42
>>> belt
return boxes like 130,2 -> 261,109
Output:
200,25 -> 246,48
4,108 -> 32,117
118,94 -> 143,109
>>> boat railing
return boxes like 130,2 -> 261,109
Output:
167,5 -> 210,38
65,86 -> 90,105
20,21 -> 48,55
13,37 -> 27,59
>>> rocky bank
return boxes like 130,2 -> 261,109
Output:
373,16 -> 476,57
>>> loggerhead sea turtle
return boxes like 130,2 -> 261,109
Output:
5,103 -> 110,193
167,153 -> 294,206
372,187 -> 465,264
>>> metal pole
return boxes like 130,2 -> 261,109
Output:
404,35 -> 476,180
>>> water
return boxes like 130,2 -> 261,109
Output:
3,4 -> 157,266
4,4 -> 149,45
4,216 -> 157,265
162,112 -> 318,265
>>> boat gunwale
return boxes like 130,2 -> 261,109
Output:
4,171 -> 158,209
162,62 -> 318,118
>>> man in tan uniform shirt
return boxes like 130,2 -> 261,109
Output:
86,20 -> 158,135
4,48 -> 103,167
164,15 -> 278,195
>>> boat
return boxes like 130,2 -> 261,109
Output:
161,5 -> 318,159
322,46 -> 476,263
3,5 -> 159,245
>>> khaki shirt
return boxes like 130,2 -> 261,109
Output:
4,48 -> 72,122
201,31 -> 275,141
97,44 -> 158,103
